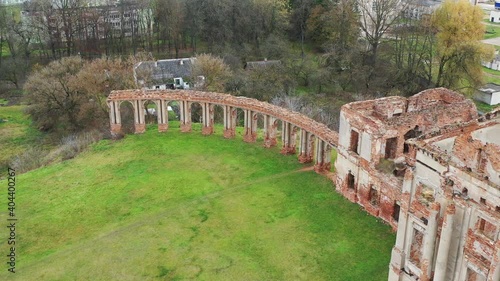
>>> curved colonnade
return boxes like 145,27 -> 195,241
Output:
107,89 -> 339,173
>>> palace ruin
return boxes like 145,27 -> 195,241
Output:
107,88 -> 500,281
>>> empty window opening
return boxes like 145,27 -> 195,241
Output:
409,228 -> 424,265
480,197 -> 486,205
462,188 -> 468,197
392,202 -> 400,222
496,206 -> 500,212
403,126 -> 420,154
347,172 -> 355,190
349,130 -> 359,154
369,186 -> 379,206
478,217 -> 497,240
466,268 -> 486,281
385,137 -> 398,159
477,148 -> 487,173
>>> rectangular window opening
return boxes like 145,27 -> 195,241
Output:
347,173 -> 355,190
369,186 -> 379,206
392,202 -> 400,222
409,228 -> 423,266
349,130 -> 359,155
478,217 -> 497,240
385,137 -> 398,159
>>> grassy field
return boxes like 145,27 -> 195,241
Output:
0,122 -> 395,281
484,24 -> 500,39
0,106 -> 45,169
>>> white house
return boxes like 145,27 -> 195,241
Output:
477,83 -> 500,106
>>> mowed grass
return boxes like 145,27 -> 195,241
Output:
0,122 -> 395,281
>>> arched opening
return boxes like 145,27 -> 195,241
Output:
213,104 -> 224,126
255,113 -> 265,141
404,126 -> 420,154
236,108 -> 245,128
119,101 -> 135,134
143,100 -> 158,125
166,101 -> 180,121
190,102 -> 202,124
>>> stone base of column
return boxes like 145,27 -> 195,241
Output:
202,126 -> 214,135
223,128 -> 235,139
134,123 -> 146,134
263,137 -> 277,148
243,132 -> 257,143
158,123 -> 168,132
280,145 -> 296,155
111,124 -> 122,134
180,123 -> 192,133
314,162 -> 331,173
298,153 -> 313,163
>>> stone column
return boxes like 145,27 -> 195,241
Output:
420,202 -> 440,281
314,138 -> 331,173
434,204 -> 456,281
158,100 -> 168,132
489,240 -> 500,281
298,129 -> 313,163
223,105 -> 236,138
389,170 -> 415,281
243,109 -> 257,142
134,100 -> 146,134
109,101 -> 122,135
201,103 -> 214,135
263,115 -> 277,148
280,121 -> 296,154
179,100 -> 192,132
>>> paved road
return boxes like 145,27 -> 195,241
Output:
482,37 -> 500,46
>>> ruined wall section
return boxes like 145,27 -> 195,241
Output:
389,110 -> 500,281
335,88 -> 478,230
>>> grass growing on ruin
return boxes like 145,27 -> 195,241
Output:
0,122 -> 395,281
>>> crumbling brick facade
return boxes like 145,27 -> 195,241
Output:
334,88 -> 500,281
107,88 -> 500,281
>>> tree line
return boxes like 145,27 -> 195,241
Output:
0,0 -> 493,134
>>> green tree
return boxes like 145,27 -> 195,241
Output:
432,0 -> 494,91
191,54 -> 232,92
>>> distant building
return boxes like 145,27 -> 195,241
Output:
0,0 -> 24,5
244,59 -> 281,70
477,84 -> 500,106
134,58 -> 195,90
490,10 -> 500,23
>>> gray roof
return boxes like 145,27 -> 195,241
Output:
135,58 -> 195,86
479,83 -> 500,93
244,60 -> 281,70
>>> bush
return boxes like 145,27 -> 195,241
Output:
59,130 -> 103,160
10,147 -> 49,173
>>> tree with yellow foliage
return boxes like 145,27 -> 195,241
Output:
432,0 -> 494,91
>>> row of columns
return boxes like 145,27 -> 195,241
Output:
108,99 -> 334,172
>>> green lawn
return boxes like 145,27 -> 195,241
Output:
0,122 -> 395,281
484,25 -> 500,39
0,106 -> 44,169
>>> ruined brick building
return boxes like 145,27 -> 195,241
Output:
335,88 -> 500,281
108,87 -> 499,281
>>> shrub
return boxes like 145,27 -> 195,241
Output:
10,147 -> 49,173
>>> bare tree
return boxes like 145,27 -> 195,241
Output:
358,0 -> 407,65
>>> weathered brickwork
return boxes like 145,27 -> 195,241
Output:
334,88 -> 499,281
107,88 -> 500,281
